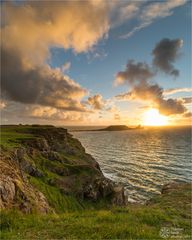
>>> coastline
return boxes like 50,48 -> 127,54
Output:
0,125 -> 191,239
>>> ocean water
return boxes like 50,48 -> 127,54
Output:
71,126 -> 192,203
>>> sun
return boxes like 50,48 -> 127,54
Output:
143,109 -> 168,126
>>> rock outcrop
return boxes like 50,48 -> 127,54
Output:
0,125 -> 127,213
161,181 -> 189,194
0,153 -> 50,213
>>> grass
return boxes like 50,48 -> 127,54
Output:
0,125 -> 36,149
0,207 -> 190,239
1,184 -> 191,240
30,177 -> 83,212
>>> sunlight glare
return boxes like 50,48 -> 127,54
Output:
143,109 -> 168,126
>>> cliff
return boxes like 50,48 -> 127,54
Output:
0,125 -> 191,239
0,125 -> 127,213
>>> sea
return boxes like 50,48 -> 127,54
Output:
66,126 -> 192,203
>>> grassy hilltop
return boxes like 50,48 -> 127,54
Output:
0,125 -> 191,239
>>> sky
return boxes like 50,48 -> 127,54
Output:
1,0 -> 191,126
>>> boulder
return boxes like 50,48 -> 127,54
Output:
83,184 -> 98,201
161,181 -> 187,194
14,148 -> 26,161
111,186 -> 128,206
82,178 -> 127,205
0,175 -> 16,209
20,161 -> 44,177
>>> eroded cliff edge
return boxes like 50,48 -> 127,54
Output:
0,125 -> 127,213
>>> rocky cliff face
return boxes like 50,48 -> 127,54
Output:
0,125 -> 127,213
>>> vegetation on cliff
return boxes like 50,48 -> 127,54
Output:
0,125 -> 126,214
0,125 -> 191,239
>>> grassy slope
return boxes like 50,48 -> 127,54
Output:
0,125 -> 85,212
1,183 -> 191,239
1,125 -> 107,213
0,125 -> 191,239
0,125 -> 35,149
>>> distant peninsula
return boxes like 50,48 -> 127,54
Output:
97,125 -> 143,131
72,125 -> 143,132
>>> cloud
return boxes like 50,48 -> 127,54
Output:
152,38 -> 183,76
115,92 -> 132,101
87,94 -> 105,110
139,105 -> 150,110
110,1 -> 142,28
114,37 -> 188,116
116,83 -> 187,116
1,1 -> 110,111
29,106 -> 87,122
114,113 -> 120,121
183,112 -> 192,118
2,1 -> 109,56
157,98 -> 186,115
116,83 -> 163,102
116,80 -> 187,115
181,97 -> 192,104
120,0 -> 187,39
140,0 -> 187,20
62,62 -> 71,73
1,102 -> 89,124
120,21 -> 150,39
106,105 -> 119,113
105,104 -> 121,120
1,47 -> 88,111
163,87 -> 192,95
1,1 -> 189,124
115,60 -> 154,86
30,106 -> 57,118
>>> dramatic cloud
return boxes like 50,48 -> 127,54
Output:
115,37 -> 188,116
120,0 -> 187,39
87,94 -> 105,110
115,60 -> 154,86
152,38 -> 183,76
2,1 -> 109,56
1,1 -> 189,124
116,82 -> 187,116
116,41 -> 183,91
1,1 -> 110,111
1,47 -> 87,111
157,98 -> 186,115
116,83 -> 163,101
